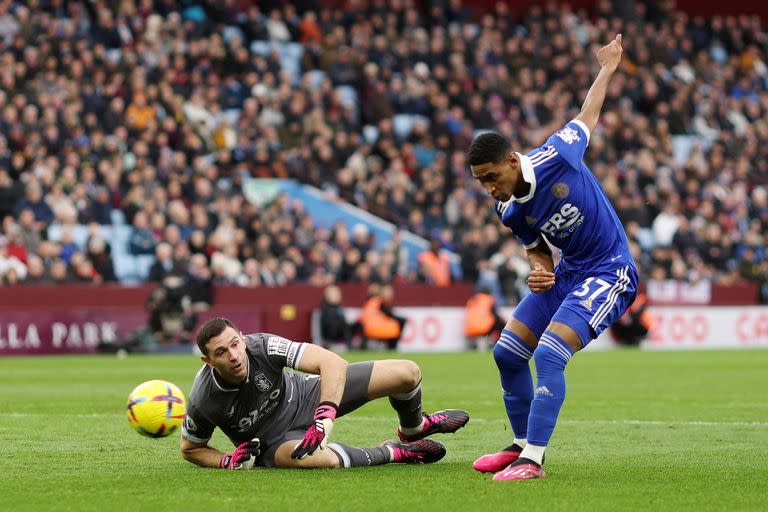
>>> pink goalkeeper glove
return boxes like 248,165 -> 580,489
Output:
291,402 -> 338,459
220,438 -> 261,470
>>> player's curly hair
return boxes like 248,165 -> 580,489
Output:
196,317 -> 238,356
467,132 -> 511,166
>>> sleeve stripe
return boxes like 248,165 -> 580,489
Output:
570,119 -> 591,145
524,237 -> 541,250
181,427 -> 211,444
288,342 -> 306,369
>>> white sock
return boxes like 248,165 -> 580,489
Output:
399,416 -> 426,435
519,443 -> 546,465
513,437 -> 527,449
385,445 -> 395,462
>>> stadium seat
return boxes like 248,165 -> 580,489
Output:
637,228 -> 656,252
222,25 -> 243,44
113,252 -> 138,283
110,209 -> 126,226
110,225 -> 133,253
671,135 -> 698,166
249,40 -> 272,56
135,255 -> 156,281
47,224 -> 89,248
393,114 -> 416,140
306,69 -> 327,91
335,85 -> 358,108
363,125 -> 380,144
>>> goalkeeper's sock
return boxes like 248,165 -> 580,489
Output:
526,331 -> 574,450
327,443 -> 390,467
494,330 -> 534,439
389,380 -> 424,431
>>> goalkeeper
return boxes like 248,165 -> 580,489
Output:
180,317 -> 469,470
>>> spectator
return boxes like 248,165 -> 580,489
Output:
14,183 -> 53,229
417,238 -> 452,287
128,211 -> 156,255
464,286 -> 506,346
0,0 -> 763,305
318,284 -> 353,349
148,242 -> 182,283
358,284 -> 407,351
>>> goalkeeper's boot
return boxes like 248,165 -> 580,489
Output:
492,457 -> 547,481
472,443 -> 523,473
382,439 -> 447,464
397,409 -> 470,442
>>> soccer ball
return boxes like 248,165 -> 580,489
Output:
126,380 -> 187,438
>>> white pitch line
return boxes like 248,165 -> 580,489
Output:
0,413 -> 766,427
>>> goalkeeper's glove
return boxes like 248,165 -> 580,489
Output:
220,438 -> 261,470
291,402 -> 338,459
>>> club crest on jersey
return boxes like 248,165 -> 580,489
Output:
556,126 -> 581,144
525,216 -> 537,225
254,372 -> 272,392
551,182 -> 569,199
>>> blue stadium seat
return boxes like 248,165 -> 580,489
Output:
47,224 -> 89,248
110,225 -> 132,254
112,252 -> 138,283
249,40 -> 272,56
335,85 -> 358,108
282,42 -> 304,61
306,69 -> 327,91
671,135 -> 697,166
637,228 -> 656,252
363,125 -> 380,144
110,209 -> 126,226
222,25 -> 243,44
393,114 -> 416,140
135,255 -> 156,281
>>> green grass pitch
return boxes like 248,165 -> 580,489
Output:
1,348 -> 767,511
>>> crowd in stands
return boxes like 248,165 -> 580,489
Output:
0,0 -> 766,304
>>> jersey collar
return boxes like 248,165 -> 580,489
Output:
500,152 -> 537,205
209,355 -> 250,392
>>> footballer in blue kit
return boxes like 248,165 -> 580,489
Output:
467,34 -> 638,480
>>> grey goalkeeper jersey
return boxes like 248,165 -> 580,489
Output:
182,333 -> 317,447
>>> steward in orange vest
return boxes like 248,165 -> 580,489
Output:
417,240 -> 451,287
358,284 -> 407,350
465,290 -> 506,339
611,292 -> 652,345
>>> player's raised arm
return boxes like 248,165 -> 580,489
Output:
574,34 -> 623,135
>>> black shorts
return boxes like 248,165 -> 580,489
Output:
258,361 -> 374,467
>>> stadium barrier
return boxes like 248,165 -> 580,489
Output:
0,284 -> 764,355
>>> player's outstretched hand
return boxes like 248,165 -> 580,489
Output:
596,33 -> 623,72
291,402 -> 338,459
220,438 -> 261,470
527,263 -> 555,293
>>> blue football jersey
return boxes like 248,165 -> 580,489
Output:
495,120 -> 634,272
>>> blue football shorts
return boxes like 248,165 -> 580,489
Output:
513,264 -> 639,347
